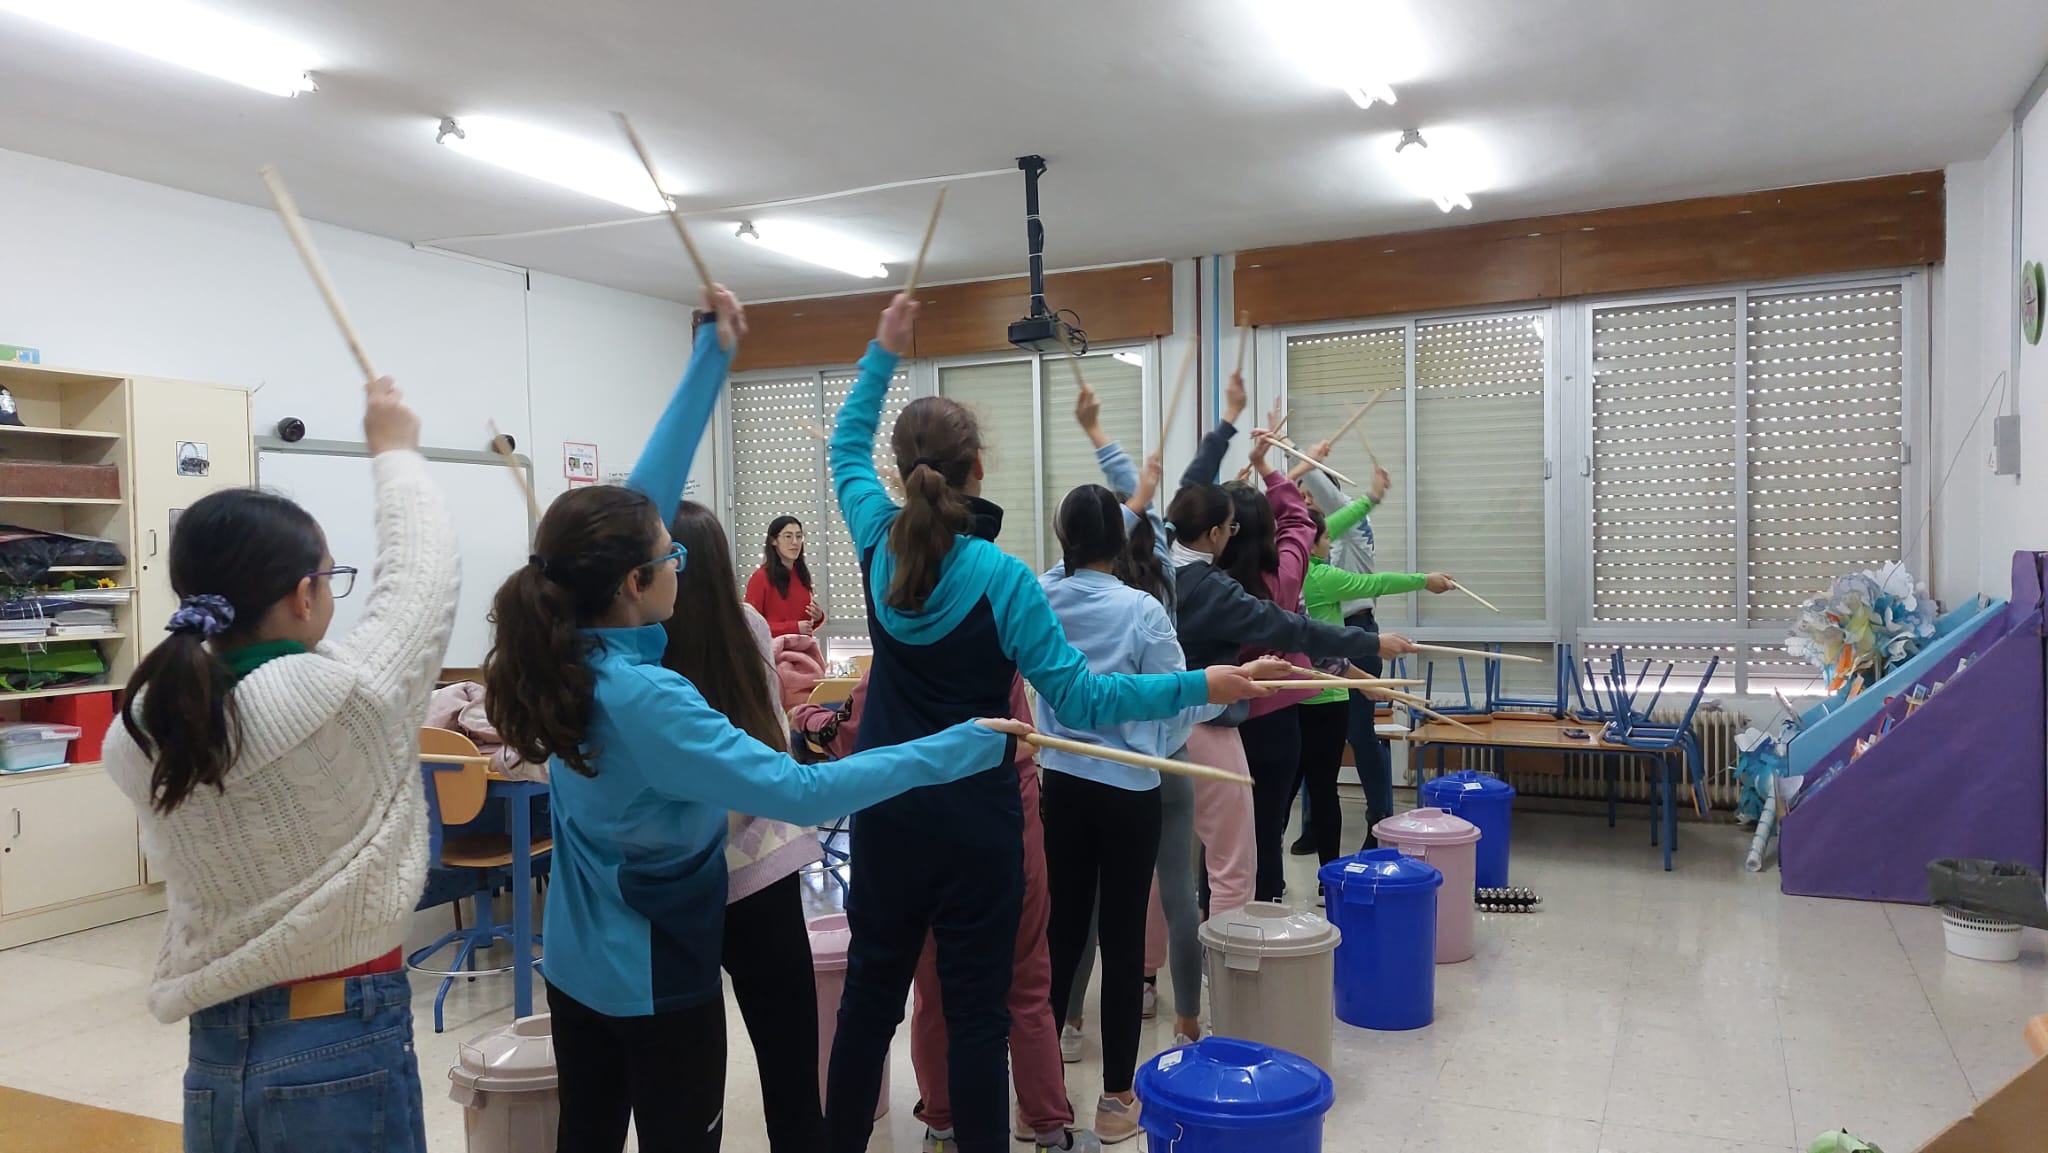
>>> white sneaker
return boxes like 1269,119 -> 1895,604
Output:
1095,1096 -> 1141,1145
1172,1031 -> 1197,1048
1140,982 -> 1157,1019
1060,1024 -> 1084,1064
923,1129 -> 955,1152
1042,1129 -> 1104,1152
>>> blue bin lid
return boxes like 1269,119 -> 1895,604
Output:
1318,848 -> 1443,896
1423,770 -> 1517,800
1136,1037 -> 1335,1127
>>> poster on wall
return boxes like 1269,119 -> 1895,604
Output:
563,441 -> 599,487
176,441 -> 210,477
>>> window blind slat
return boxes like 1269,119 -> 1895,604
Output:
1285,329 -> 1409,626
729,374 -> 825,611
1043,353 -> 1146,556
821,369 -> 913,627
940,362 -> 1039,570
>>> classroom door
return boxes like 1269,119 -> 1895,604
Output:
126,379 -> 254,658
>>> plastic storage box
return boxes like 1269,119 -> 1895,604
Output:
0,722 -> 82,772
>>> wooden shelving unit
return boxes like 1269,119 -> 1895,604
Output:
0,360 -> 252,947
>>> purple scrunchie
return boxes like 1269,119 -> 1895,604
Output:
166,595 -> 235,639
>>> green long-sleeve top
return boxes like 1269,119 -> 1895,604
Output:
1302,492 -> 1428,705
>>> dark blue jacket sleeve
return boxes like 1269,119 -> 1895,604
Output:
1179,420 -> 1238,490
627,322 -> 732,520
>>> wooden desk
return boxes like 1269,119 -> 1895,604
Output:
1404,717 -> 1687,871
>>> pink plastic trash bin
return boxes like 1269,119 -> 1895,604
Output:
808,913 -> 889,1120
1371,807 -> 1480,963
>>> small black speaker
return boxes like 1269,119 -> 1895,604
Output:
275,417 -> 306,443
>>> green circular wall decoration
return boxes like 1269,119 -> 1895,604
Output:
2025,260 -> 2044,346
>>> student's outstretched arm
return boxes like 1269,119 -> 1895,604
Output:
832,295 -> 917,551
626,288 -> 743,518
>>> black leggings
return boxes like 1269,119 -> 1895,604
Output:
724,872 -> 825,1153
549,983 -> 725,1153
1242,707 -> 1304,902
1043,771 -> 1162,1095
1296,698 -> 1353,865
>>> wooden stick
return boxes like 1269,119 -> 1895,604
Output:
1353,686 -> 1486,735
1023,732 -> 1249,788
1233,312 -> 1251,378
1155,341 -> 1198,458
612,112 -> 713,290
487,420 -> 543,523
1288,664 -> 1352,682
420,753 -> 496,766
1251,678 -> 1426,688
1328,389 -> 1386,446
1356,426 -> 1383,472
1412,644 -> 1544,664
1258,436 -> 1355,486
259,165 -> 377,383
1449,581 -> 1503,614
904,184 -> 947,300
800,418 -> 830,441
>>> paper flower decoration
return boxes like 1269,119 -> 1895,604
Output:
1785,562 -> 1937,691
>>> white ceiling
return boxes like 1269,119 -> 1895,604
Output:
2,0 -> 2044,304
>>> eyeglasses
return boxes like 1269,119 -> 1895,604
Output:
647,542 -> 686,572
776,531 -> 805,543
1226,522 -> 1241,536
308,567 -> 358,599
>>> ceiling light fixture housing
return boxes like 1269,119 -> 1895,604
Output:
736,221 -> 889,280
0,0 -> 317,96
1394,128 -> 1472,212
435,115 -> 671,214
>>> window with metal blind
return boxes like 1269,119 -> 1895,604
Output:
1283,329 -> 1410,626
938,361 -> 1040,569
727,373 -> 826,605
1589,298 -> 1739,625
1744,285 -> 1904,623
1413,314 -> 1548,626
820,368 -> 913,627
1041,352 -> 1146,552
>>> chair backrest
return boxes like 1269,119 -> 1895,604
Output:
420,727 -> 489,826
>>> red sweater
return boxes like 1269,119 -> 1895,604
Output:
745,566 -> 820,637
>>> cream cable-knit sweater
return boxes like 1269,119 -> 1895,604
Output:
104,451 -> 461,1023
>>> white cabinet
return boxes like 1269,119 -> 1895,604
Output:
128,378 -> 256,654
0,768 -> 141,916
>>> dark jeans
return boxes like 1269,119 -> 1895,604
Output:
550,983 -> 726,1153
1242,707 -> 1304,902
826,768 -> 1024,1153
183,971 -> 426,1153
1043,771 -> 1163,1095
1345,607 -> 1396,851
1296,697 -> 1353,865
724,872 -> 824,1153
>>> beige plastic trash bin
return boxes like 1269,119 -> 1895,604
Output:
1198,902 -> 1341,1071
448,1013 -> 559,1153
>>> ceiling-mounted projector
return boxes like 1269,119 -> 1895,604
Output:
1008,155 -> 1087,355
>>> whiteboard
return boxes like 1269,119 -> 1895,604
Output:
257,449 -> 533,668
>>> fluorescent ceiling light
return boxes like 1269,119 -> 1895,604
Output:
436,116 -> 669,213
1258,0 -> 1415,111
1394,129 -> 1472,212
737,222 -> 889,280
0,0 -> 316,96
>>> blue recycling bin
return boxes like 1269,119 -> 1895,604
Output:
1317,849 -> 1441,1031
1420,769 -> 1516,888
1135,1037 -> 1335,1153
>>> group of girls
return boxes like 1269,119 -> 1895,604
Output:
106,276 -> 1451,1153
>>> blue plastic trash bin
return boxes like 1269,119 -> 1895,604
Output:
1317,849 -> 1441,1031
1420,769 -> 1517,889
1135,1037 -> 1335,1153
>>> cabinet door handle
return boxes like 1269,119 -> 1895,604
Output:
9,808 -> 19,839
149,530 -> 159,558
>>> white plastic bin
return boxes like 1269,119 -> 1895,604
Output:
449,1014 -> 559,1153
1198,902 -> 1341,1071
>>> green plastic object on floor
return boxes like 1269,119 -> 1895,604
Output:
1808,1133 -> 1883,1153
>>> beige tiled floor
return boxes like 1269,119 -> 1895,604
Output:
3,802 -> 2043,1153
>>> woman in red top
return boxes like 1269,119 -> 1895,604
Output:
745,515 -> 825,636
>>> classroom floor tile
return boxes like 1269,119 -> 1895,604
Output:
2,800 -> 2042,1153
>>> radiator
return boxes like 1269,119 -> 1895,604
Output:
1422,708 -> 1747,813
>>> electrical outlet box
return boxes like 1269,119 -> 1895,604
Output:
1992,413 -> 2021,477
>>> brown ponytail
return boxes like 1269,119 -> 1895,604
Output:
885,395 -> 982,613
484,485 -> 664,777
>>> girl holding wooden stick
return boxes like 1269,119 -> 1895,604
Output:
823,295 -> 1274,1153
484,288 -> 1030,1153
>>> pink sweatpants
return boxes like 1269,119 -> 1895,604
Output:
910,763 -> 1074,1136
1182,723 -> 1255,919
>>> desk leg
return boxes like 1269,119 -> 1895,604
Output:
511,788 -> 533,1018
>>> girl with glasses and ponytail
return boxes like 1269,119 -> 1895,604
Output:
105,375 -> 461,1153
484,288 -> 1028,1153
823,295 -> 1278,1153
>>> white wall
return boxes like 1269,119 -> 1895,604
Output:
1986,96 -> 2048,583
0,145 -> 715,526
